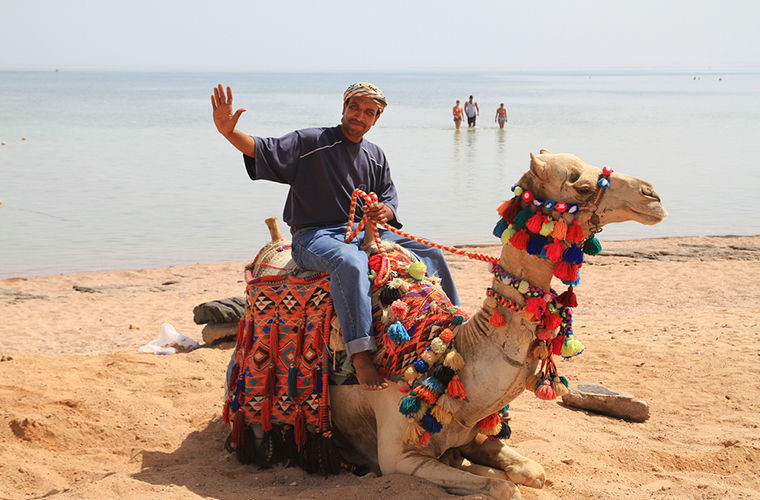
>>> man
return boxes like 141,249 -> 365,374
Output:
464,95 -> 479,127
452,100 -> 464,129
495,103 -> 508,129
211,82 -> 460,390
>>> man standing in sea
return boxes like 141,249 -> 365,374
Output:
465,95 -> 479,127
211,82 -> 460,390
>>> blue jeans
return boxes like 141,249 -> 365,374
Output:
290,224 -> 460,358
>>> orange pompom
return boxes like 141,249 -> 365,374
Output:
439,328 -> 454,344
489,309 -> 506,327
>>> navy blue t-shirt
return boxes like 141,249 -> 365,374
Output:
244,125 -> 401,230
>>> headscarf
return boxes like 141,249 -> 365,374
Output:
343,82 -> 387,112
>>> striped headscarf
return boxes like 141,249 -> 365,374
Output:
343,82 -> 387,112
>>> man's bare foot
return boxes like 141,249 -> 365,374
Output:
352,351 -> 388,390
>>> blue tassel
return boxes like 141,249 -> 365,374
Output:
422,412 -> 443,433
527,234 -> 547,255
230,376 -> 244,412
562,244 -> 584,265
388,321 -> 410,344
451,315 -> 465,325
561,276 -> 581,286
399,395 -> 421,416
314,368 -> 322,394
493,218 -> 509,239
422,376 -> 445,394
288,367 -> 298,400
500,404 -> 510,414
414,358 -> 430,373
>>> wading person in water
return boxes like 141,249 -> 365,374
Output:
495,103 -> 508,129
452,100 -> 464,129
211,82 -> 461,390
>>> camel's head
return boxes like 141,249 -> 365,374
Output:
519,150 -> 666,233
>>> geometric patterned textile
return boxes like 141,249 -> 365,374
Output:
223,272 -> 333,448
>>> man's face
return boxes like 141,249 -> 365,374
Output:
341,96 -> 381,141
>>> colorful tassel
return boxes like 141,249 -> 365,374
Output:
390,299 -> 408,320
535,380 -> 557,400
399,394 -> 422,416
422,413 -> 443,433
261,398 -> 272,432
421,348 -> 439,366
530,342 -> 550,360
439,328 -> 454,344
407,261 -> 427,281
556,287 -> 578,308
430,403 -> 453,425
544,239 -> 565,262
509,229 -> 530,250
404,365 -> 419,383
527,234 -> 547,255
552,376 -> 569,397
451,315 -> 466,325
443,350 -> 465,371
436,393 -> 458,414
525,372 -> 541,392
512,206 -> 533,228
561,336 -> 585,358
499,197 -> 521,222
388,321 -> 410,344
446,375 -> 466,400
536,328 -> 552,341
543,311 -> 561,330
422,376 -> 446,394
526,297 -> 546,319
287,367 -> 298,399
489,309 -> 506,327
554,261 -> 579,282
550,334 -> 565,356
551,217 -> 567,240
402,419 -> 425,445
493,218 -> 509,238
430,337 -> 447,354
526,211 -> 545,233
566,220 -> 584,242
416,386 -> 439,405
583,235 -> 603,255
501,225 -> 517,244
562,244 -> 584,265
539,219 -> 555,236
431,365 -> 455,386
417,431 -> 431,446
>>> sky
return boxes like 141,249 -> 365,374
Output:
0,0 -> 758,72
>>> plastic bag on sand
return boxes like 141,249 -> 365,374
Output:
139,323 -> 200,355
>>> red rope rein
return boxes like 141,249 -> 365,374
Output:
344,189 -> 499,280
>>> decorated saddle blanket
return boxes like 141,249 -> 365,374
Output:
222,242 -> 469,448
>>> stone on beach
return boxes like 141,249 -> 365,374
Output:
561,382 -> 650,422
201,322 -> 239,344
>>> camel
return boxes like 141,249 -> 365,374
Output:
231,150 -> 666,498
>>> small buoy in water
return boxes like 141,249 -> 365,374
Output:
1,141 -> 6,146
21,137 -> 26,141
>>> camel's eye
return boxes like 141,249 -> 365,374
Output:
575,185 -> 594,197
568,171 -> 581,183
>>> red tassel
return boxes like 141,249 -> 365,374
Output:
489,309 -> 506,327
222,402 -> 230,424
509,229 -> 530,250
525,297 -> 546,319
535,380 -> 557,400
243,320 -> 254,352
261,398 -> 272,432
477,413 -> 501,431
447,375 -> 467,400
536,328 -> 552,340
543,312 -> 561,330
566,220 -> 585,243
294,407 -> 306,451
368,253 -> 384,272
236,319 -> 245,344
556,287 -> 578,308
265,366 -> 276,396
231,410 -> 245,448
499,197 -> 521,222
417,431 -> 431,446
544,239 -> 565,262
526,211 -> 545,233
550,334 -> 565,356
553,262 -> 579,282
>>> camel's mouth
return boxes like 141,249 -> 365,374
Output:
630,201 -> 667,225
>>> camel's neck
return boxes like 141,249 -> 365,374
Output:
495,243 -> 555,292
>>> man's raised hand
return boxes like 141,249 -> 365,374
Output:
211,84 -> 246,138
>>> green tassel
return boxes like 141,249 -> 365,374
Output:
512,206 -> 533,229
288,367 -> 298,399
582,235 -> 602,256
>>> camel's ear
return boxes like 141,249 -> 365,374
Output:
539,148 -> 550,154
530,152 -> 548,180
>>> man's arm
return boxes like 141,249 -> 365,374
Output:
211,84 -> 255,157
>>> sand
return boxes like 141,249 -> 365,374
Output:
1,235 -> 759,499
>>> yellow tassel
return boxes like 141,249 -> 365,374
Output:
421,349 -> 439,366
524,372 -> 541,392
482,421 -> 502,436
410,402 -> 430,421
431,404 -> 453,425
552,378 -> 569,397
443,350 -> 465,371
402,419 -> 425,445
404,366 -> 418,383
436,393 -> 458,414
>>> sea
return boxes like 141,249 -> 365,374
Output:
1,70 -> 759,278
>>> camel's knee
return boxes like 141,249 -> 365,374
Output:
505,458 -> 545,489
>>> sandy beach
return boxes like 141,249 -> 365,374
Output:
1,235 -> 759,499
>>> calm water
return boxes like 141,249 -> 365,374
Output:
1,71 -> 759,278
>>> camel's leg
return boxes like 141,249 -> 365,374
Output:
375,423 -> 519,498
457,435 -> 545,489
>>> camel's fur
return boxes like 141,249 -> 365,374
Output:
251,151 -> 665,498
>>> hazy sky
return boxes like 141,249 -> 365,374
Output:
1,0 -> 757,72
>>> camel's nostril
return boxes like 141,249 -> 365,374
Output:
641,184 -> 661,202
